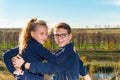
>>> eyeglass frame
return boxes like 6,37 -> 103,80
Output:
54,33 -> 69,38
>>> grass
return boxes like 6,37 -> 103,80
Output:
1,42 -> 120,51
0,71 -> 15,80
0,43 -> 18,50
0,60 -> 15,80
74,43 -> 120,50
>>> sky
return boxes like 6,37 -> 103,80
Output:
0,0 -> 120,28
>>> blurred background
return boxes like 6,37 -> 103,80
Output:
0,0 -> 120,80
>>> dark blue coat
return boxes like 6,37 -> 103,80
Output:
29,45 -> 87,80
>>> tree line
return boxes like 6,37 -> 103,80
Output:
0,28 -> 120,51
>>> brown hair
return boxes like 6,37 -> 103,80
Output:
54,22 -> 71,34
19,18 -> 47,54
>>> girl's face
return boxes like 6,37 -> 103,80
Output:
31,25 -> 48,44
54,28 -> 72,47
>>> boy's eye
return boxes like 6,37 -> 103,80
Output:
40,33 -> 43,34
54,33 -> 68,38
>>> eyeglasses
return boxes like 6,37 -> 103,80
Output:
54,33 -> 68,38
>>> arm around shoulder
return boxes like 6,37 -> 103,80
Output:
2,47 -> 19,73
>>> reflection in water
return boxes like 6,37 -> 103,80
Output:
94,73 -> 113,80
93,72 -> 120,80
89,65 -> 120,80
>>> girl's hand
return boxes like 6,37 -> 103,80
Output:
12,55 -> 25,68
13,68 -> 24,76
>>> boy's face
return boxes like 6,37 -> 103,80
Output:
54,28 -> 72,47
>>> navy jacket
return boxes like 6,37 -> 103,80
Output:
29,46 -> 87,80
2,38 -> 73,80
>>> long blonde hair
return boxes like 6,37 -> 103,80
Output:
19,18 -> 47,54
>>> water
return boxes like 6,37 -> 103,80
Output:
94,73 -> 114,79
93,72 -> 120,80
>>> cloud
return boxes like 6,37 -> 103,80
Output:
103,0 -> 120,6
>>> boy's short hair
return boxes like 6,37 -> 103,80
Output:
55,22 -> 71,34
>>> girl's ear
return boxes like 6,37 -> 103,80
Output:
30,31 -> 34,38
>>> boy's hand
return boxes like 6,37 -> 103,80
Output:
12,55 -> 25,68
73,47 -> 76,52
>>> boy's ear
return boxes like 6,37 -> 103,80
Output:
69,33 -> 72,40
